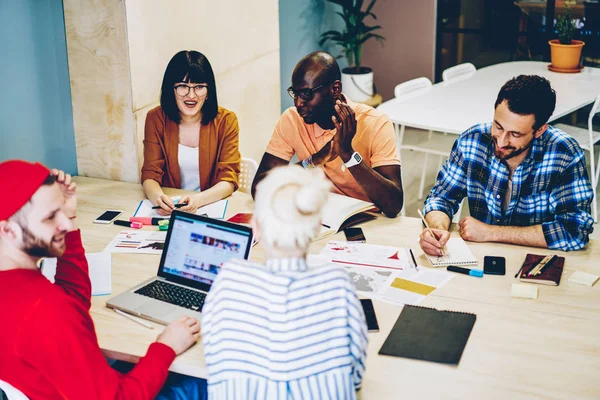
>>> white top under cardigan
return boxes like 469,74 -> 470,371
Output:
178,144 -> 201,191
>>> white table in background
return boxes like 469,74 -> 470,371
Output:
377,61 -> 600,135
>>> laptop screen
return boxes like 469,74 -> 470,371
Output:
158,212 -> 252,289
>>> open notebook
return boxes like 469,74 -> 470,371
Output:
425,237 -> 478,267
316,193 -> 377,240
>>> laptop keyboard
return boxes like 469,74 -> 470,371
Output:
135,280 -> 206,312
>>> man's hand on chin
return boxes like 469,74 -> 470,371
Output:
458,216 -> 495,242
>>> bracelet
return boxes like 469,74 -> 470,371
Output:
301,154 -> 316,169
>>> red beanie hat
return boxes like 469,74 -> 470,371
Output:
0,160 -> 51,221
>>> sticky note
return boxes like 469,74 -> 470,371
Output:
511,283 -> 538,299
568,271 -> 599,287
391,278 -> 436,296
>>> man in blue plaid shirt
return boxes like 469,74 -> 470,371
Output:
420,75 -> 594,254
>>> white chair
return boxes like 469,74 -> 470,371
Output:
0,380 -> 29,400
238,157 -> 258,195
442,62 -> 476,82
391,77 -> 455,214
555,93 -> 600,222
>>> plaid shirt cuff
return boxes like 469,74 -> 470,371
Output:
542,220 -> 589,251
423,197 -> 455,220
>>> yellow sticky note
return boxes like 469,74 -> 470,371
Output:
391,278 -> 436,296
511,283 -> 538,299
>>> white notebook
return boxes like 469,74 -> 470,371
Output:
425,237 -> 478,267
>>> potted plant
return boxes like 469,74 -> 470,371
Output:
549,4 -> 585,71
319,0 -> 384,102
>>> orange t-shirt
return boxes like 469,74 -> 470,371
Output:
265,99 -> 400,202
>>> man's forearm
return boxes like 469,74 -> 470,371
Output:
348,163 -> 403,217
425,210 -> 451,231
489,224 -> 548,248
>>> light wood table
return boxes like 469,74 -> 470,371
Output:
75,177 -> 600,399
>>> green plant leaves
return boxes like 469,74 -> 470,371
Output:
319,0 -> 385,68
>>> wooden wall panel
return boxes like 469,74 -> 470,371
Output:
63,0 -> 139,182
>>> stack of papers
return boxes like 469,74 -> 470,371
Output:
41,252 -> 112,296
316,241 -> 454,305
104,230 -> 167,254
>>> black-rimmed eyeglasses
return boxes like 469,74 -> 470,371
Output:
173,84 -> 208,97
287,82 -> 332,101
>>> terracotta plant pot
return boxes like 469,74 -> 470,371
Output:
549,39 -> 585,70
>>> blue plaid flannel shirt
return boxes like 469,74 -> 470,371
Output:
423,123 -> 594,251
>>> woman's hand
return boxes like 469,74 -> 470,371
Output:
177,193 -> 206,214
153,193 -> 175,215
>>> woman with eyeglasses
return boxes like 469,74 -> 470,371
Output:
141,50 -> 240,215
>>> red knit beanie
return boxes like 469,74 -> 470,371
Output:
0,160 -> 51,221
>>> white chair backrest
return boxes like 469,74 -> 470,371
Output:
442,62 -> 476,82
238,157 -> 258,195
0,380 -> 29,400
394,77 -> 432,99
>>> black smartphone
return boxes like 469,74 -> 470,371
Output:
344,227 -> 366,243
360,299 -> 379,332
484,256 -> 506,275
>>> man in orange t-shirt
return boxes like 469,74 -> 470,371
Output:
252,51 -> 404,217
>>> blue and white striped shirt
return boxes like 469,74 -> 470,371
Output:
202,257 -> 368,399
423,123 -> 594,251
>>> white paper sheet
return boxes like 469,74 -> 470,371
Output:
133,197 -> 228,219
104,230 -> 167,254
319,240 -> 411,270
41,252 -> 112,296
381,268 -> 454,306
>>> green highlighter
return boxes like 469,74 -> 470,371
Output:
158,219 -> 169,231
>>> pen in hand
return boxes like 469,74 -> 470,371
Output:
151,203 -> 189,210
417,209 -> 446,256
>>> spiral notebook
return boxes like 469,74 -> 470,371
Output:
379,304 -> 476,364
425,237 -> 478,267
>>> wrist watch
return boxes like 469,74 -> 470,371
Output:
341,151 -> 363,172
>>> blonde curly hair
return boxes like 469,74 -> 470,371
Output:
254,165 -> 331,251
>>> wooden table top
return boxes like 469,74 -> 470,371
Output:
74,177 -> 600,399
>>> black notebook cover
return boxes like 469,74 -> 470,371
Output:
379,305 -> 476,365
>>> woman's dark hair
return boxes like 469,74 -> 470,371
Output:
160,50 -> 218,125
494,75 -> 556,131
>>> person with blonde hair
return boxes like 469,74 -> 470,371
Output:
202,165 -> 368,399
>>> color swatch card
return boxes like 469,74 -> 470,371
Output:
41,252 -> 112,296
425,237 -> 478,267
134,197 -> 228,219
382,268 -> 454,305
104,230 -> 167,254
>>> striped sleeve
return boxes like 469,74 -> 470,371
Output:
346,282 -> 368,390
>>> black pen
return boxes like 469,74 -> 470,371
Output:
409,248 -> 419,271
152,203 -> 188,210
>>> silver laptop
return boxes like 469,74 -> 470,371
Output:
106,210 -> 253,325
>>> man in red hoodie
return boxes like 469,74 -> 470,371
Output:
0,160 -> 206,399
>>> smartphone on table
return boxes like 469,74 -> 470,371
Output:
360,299 -> 379,332
484,256 -> 506,275
93,210 -> 123,224
344,227 -> 366,243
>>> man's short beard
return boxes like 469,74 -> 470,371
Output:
20,224 -> 65,258
493,137 -> 534,161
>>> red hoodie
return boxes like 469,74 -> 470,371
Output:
0,230 -> 175,399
